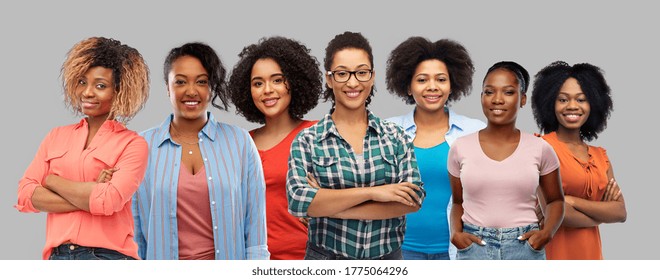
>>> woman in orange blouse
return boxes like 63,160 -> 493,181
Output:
16,37 -> 150,260
531,61 -> 627,259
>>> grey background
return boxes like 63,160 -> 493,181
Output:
1,0 -> 654,259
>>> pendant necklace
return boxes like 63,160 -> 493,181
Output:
170,123 -> 200,155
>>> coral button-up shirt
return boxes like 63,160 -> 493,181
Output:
16,119 -> 148,260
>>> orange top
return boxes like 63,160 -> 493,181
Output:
542,132 -> 609,260
16,119 -> 148,259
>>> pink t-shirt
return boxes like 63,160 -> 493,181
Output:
176,165 -> 215,260
447,132 -> 559,228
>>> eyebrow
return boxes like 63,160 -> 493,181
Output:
174,73 -> 209,79
251,73 -> 284,82
415,72 -> 448,77
333,64 -> 371,70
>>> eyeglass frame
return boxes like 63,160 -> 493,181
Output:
326,69 -> 374,83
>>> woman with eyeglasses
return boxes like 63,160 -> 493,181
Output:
16,37 -> 149,260
531,61 -> 626,259
447,61 -> 564,260
228,36 -> 323,260
287,31 -> 425,260
385,37 -> 485,260
132,42 -> 268,260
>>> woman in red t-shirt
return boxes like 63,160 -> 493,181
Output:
228,36 -> 323,259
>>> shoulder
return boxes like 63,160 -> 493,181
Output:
384,114 -> 406,127
212,120 -> 252,141
449,110 -> 486,132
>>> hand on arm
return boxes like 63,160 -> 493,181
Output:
43,174 -> 96,212
31,186 -> 80,213
567,168 -> 626,224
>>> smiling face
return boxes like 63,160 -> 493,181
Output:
77,66 -> 116,120
410,59 -> 451,113
167,55 -> 210,122
326,48 -> 374,112
555,77 -> 591,132
250,58 -> 291,122
481,68 -> 526,126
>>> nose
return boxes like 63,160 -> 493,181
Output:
346,73 -> 360,87
491,92 -> 504,104
187,84 -> 197,96
566,99 -> 579,109
264,81 -> 274,94
81,84 -> 94,98
428,80 -> 439,92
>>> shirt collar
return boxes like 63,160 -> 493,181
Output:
318,109 -> 381,141
156,111 -> 217,147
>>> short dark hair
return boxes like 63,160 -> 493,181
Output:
386,37 -> 474,105
531,61 -> 613,141
323,31 -> 375,106
484,61 -> 530,94
227,36 -> 323,124
164,42 -> 228,111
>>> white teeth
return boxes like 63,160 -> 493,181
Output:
425,96 -> 440,101
264,99 -> 277,106
346,91 -> 360,98
184,101 -> 199,105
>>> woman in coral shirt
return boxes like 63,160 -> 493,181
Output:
228,36 -> 323,259
531,61 -> 627,259
16,37 -> 150,260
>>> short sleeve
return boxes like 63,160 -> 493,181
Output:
447,140 -> 461,178
540,140 -> 560,176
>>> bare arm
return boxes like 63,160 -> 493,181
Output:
332,201 -> 419,220
449,174 -> 483,249
31,186 -> 80,213
521,169 -> 564,249
43,175 -> 95,212
567,164 -> 626,223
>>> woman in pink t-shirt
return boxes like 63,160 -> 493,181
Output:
447,61 -> 565,260
227,37 -> 323,259
16,37 -> 149,260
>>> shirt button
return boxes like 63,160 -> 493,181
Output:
214,226 -> 218,230
211,201 -> 215,205
199,139 -> 203,142
216,250 -> 220,253
208,177 -> 212,181
204,158 -> 208,161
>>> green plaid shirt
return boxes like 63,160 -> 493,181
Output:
287,110 -> 425,259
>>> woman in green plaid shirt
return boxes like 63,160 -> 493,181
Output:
286,31 -> 426,260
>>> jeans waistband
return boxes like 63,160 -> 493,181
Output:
463,223 -> 539,240
307,242 -> 401,260
52,243 -> 94,254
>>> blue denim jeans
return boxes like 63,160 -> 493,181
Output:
456,223 -> 546,260
304,243 -> 402,260
402,249 -> 450,260
48,244 -> 135,260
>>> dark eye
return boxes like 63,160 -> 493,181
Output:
416,78 -> 427,83
197,79 -> 208,85
335,71 -> 349,78
174,79 -> 185,85
577,98 -> 588,103
557,98 -> 568,103
95,83 -> 107,89
273,78 -> 284,84
252,81 -> 263,87
78,79 -> 86,85
505,90 -> 515,95
438,78 -> 447,83
483,90 -> 493,95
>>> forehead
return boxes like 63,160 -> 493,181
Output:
559,77 -> 583,93
251,58 -> 282,77
84,66 -> 114,80
484,68 -> 519,86
415,59 -> 448,74
331,48 -> 371,68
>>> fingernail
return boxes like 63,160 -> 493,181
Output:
517,236 -> 523,240
480,240 -> 486,245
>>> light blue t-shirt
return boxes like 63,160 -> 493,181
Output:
386,107 -> 486,258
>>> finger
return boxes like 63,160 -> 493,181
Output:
518,230 -> 534,241
468,234 -> 486,246
399,182 -> 420,191
398,185 -> 421,204
394,190 -> 416,206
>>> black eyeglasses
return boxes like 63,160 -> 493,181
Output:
327,69 -> 373,83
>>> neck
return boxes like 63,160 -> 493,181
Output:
86,114 -> 110,132
414,106 -> 449,128
261,113 -> 302,135
483,122 -> 519,140
172,114 -> 208,136
331,106 -> 368,125
555,126 -> 584,145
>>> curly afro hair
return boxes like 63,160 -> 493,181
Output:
531,61 -> 613,141
164,42 -> 229,111
61,37 -> 150,123
386,37 -> 474,105
483,61 -> 530,94
323,31 -> 375,107
228,36 -> 322,124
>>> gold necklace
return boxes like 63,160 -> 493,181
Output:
170,123 -> 200,155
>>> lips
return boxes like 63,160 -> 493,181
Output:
562,113 -> 583,122
182,100 -> 201,109
490,108 -> 507,116
423,95 -> 443,102
81,100 -> 99,109
344,90 -> 361,98
262,97 -> 279,107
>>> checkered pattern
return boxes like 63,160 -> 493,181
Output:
287,110 -> 425,259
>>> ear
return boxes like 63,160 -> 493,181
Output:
520,93 -> 527,107
166,82 -> 171,97
326,72 -> 333,89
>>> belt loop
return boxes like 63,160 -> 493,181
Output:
478,225 -> 484,237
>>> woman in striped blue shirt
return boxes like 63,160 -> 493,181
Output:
132,42 -> 269,260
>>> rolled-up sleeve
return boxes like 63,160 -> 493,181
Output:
89,137 -> 148,216
16,131 -> 53,213
286,134 -> 318,217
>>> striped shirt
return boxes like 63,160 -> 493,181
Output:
287,110 -> 425,259
132,113 -> 269,260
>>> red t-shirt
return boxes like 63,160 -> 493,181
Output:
251,120 -> 315,260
